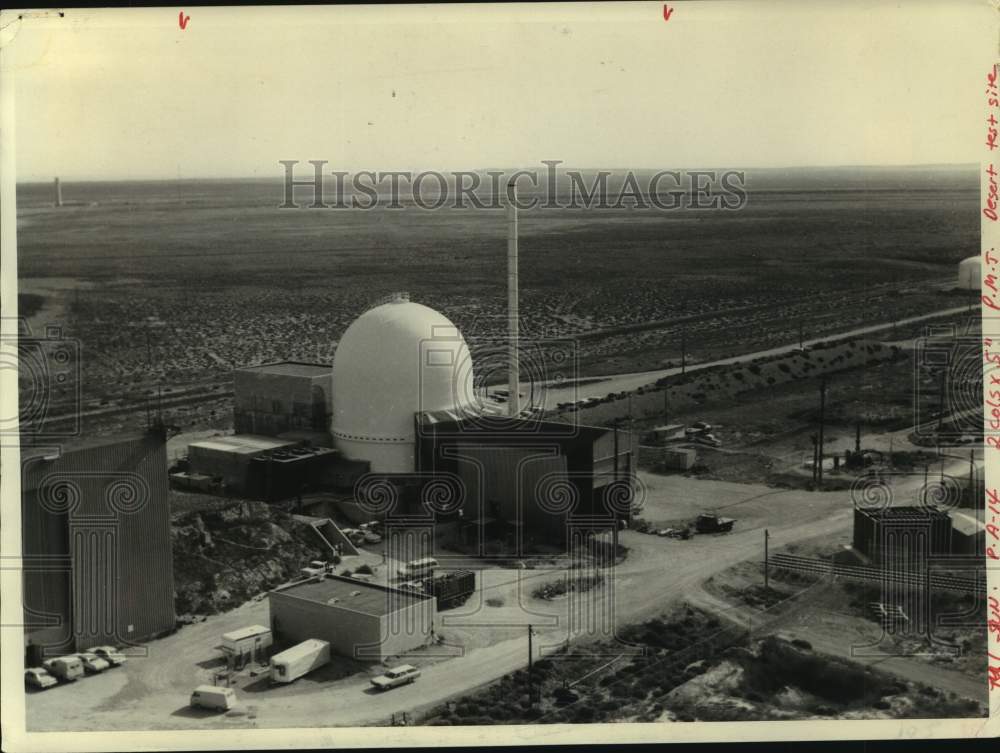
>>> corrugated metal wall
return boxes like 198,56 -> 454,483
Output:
22,432 -> 175,654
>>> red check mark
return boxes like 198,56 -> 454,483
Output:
179,11 -> 190,30
663,4 -> 673,21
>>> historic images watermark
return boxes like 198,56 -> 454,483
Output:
278,160 -> 748,211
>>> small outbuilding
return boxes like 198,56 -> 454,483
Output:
269,574 -> 436,662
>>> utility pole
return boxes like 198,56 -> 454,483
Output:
764,528 -> 770,590
681,328 -> 687,375
506,180 -> 520,419
817,377 -> 827,486
527,624 -> 534,703
936,367 -> 948,434
811,434 -> 818,484
798,319 -> 804,350
923,463 -> 929,506
855,422 -> 861,454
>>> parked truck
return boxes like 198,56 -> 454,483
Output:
694,512 -> 735,534
400,570 -> 476,609
269,639 -> 331,684
425,569 -> 476,609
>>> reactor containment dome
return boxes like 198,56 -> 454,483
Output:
331,297 -> 476,473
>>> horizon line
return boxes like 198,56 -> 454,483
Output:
14,162 -> 980,185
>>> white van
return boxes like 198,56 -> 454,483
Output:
397,557 -> 438,579
190,685 -> 236,711
269,639 -> 331,684
42,656 -> 84,682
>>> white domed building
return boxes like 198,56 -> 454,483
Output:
331,295 -> 477,474
957,256 -> 980,290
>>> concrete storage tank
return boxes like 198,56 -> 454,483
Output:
331,295 -> 476,474
957,256 -> 981,290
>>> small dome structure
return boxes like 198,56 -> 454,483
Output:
957,256 -> 980,290
331,296 -> 475,473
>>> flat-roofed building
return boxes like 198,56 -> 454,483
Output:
268,575 -> 436,662
234,361 -> 332,443
185,434 -> 299,493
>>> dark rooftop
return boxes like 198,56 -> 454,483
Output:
237,361 -> 331,377
857,505 -> 951,519
270,575 -> 431,617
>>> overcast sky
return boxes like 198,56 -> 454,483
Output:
3,1 -> 994,180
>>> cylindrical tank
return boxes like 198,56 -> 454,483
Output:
957,256 -> 980,290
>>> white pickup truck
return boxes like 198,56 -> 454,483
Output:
370,664 -> 420,691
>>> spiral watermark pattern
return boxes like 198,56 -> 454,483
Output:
850,475 -> 893,512
602,478 -> 640,517
105,475 -> 150,515
37,475 -> 82,515
919,474 -> 964,512
536,476 -> 580,515
353,475 -> 400,516
420,475 -> 465,516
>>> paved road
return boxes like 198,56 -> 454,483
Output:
529,305 -> 972,405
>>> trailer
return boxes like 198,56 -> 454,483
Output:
269,639 -> 331,684
221,625 -> 273,667
423,570 -> 476,609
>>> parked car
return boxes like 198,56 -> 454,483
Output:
189,685 -> 236,711
92,646 -> 127,667
24,667 -> 58,690
370,664 -> 420,691
685,421 -> 712,436
362,531 -> 382,544
76,652 -> 110,674
42,656 -> 84,682
693,433 -> 722,448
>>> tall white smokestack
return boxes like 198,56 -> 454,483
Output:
506,179 -> 519,418
54,177 -> 62,208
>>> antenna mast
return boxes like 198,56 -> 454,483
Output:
506,180 -> 520,418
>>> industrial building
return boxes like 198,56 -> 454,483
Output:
268,574 -> 436,662
233,361 -> 333,445
178,434 -> 339,498
852,505 -> 952,566
179,184 -> 636,553
416,411 -> 636,546
21,429 -> 175,663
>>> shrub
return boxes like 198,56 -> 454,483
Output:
573,706 -> 596,723
355,563 -> 374,575
485,596 -> 505,607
